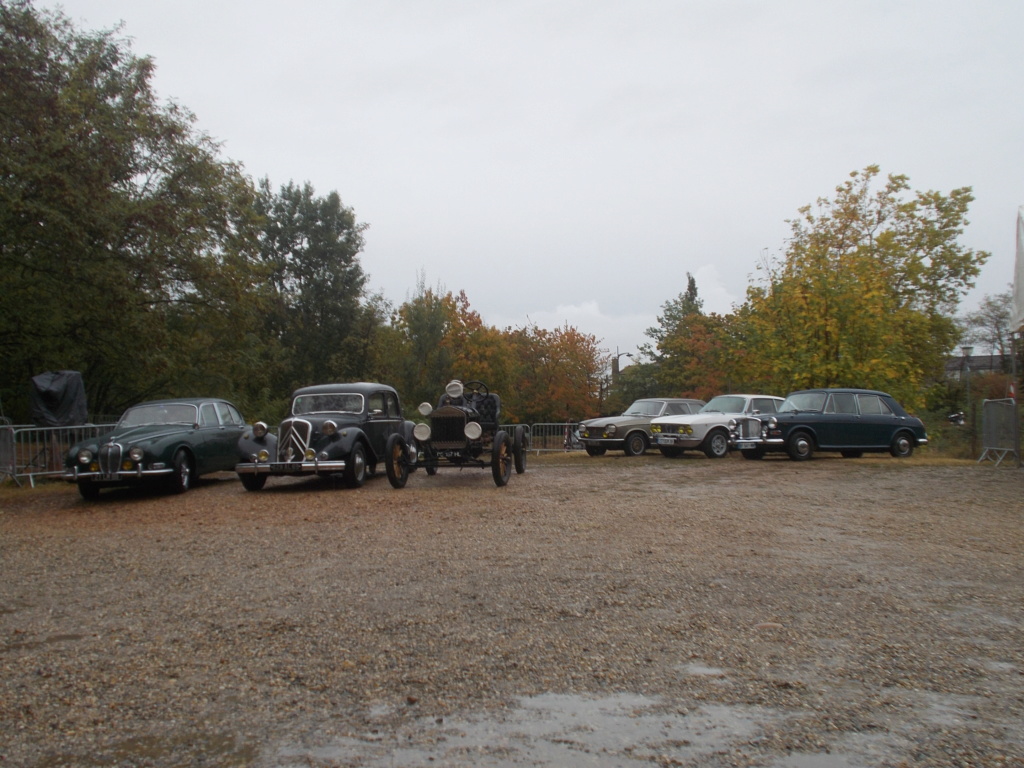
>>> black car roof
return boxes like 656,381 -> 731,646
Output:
291,382 -> 397,397
131,397 -> 233,406
788,388 -> 892,397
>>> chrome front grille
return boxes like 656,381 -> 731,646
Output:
278,419 -> 312,462
98,442 -> 122,475
734,417 -> 763,439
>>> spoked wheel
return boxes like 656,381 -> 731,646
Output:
344,442 -> 367,488
492,430 -> 513,487
385,433 -> 410,489
513,425 -> 528,474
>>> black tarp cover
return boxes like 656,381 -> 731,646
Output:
30,370 -> 89,426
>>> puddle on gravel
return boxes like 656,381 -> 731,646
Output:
270,693 -> 786,767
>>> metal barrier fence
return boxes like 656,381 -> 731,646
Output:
1,423 -> 116,487
525,423 -> 584,452
978,399 -> 1020,467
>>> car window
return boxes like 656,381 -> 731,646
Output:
623,400 -> 665,417
752,398 -> 778,414
780,392 -> 826,413
385,393 -> 401,418
119,403 -> 199,426
367,393 -> 385,414
199,403 -> 218,426
292,393 -> 363,415
216,402 -> 244,426
700,396 -> 745,414
663,402 -> 691,416
858,394 -> 892,415
825,393 -> 858,414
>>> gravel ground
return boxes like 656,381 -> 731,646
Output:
1,452 -> 1022,768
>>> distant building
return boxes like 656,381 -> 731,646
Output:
944,354 -> 1009,382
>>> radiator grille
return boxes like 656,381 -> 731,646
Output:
278,419 -> 312,462
98,442 -> 122,474
431,407 -> 467,450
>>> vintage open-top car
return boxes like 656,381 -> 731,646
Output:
385,379 -> 527,488
236,382 -> 416,490
64,397 -> 249,500
650,393 -> 784,458
729,387 -> 929,461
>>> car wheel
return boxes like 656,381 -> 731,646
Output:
701,429 -> 729,459
890,432 -> 914,458
513,426 -> 528,474
168,449 -> 193,494
239,473 -> 267,491
584,446 -> 606,457
623,432 -> 647,456
659,447 -> 683,458
492,430 -> 513,487
77,481 -> 101,501
740,447 -> 765,460
385,433 -> 409,489
840,450 -> 863,459
786,431 -> 814,461
344,442 -> 368,488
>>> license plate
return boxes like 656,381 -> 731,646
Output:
281,462 -> 303,472
657,436 -> 676,445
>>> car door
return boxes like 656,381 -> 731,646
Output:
213,402 -> 247,471
363,390 -> 401,459
856,394 -> 898,448
818,392 -> 860,448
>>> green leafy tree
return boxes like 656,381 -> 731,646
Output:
738,166 -> 987,407
0,1 -> 266,419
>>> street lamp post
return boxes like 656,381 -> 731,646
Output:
611,347 -> 633,385
962,345 -> 974,457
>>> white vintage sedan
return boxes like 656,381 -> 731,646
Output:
649,394 -> 784,458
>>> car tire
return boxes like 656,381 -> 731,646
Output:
840,450 -> 863,459
890,432 -> 914,458
344,442 -> 368,488
239,473 -> 267,491
584,446 -> 606,457
623,432 -> 647,456
492,430 -> 513,487
701,429 -> 729,459
659,447 -> 684,458
385,433 -> 409,489
513,425 -> 528,474
168,449 -> 193,494
740,447 -> 765,460
77,481 -> 101,501
786,431 -> 814,461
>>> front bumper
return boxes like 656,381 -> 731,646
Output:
653,433 -> 702,449
235,459 -> 347,475
64,466 -> 173,483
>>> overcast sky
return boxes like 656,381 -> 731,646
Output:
54,0 -> 1024,360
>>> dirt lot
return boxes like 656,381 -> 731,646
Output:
1,452 -> 1022,768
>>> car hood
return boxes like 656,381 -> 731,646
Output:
67,424 -> 198,457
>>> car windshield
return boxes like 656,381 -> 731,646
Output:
621,400 -> 665,417
699,396 -> 746,414
118,403 -> 198,427
292,393 -> 364,415
779,392 -> 827,413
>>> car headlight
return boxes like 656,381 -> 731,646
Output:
256,449 -> 270,462
768,416 -> 778,429
651,424 -> 661,434
129,446 -> 145,462
413,423 -> 431,441
464,422 -> 483,440
728,418 -> 737,428
322,420 -> 337,436
304,449 -> 316,460
253,421 -> 268,439
418,402 -> 433,417
77,449 -> 93,464
445,380 -> 464,399
606,425 -> 617,436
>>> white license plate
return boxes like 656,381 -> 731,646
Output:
656,435 -> 677,445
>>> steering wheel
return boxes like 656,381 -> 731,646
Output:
463,380 -> 489,398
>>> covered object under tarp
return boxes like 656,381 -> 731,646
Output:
29,370 -> 88,427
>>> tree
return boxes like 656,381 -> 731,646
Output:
961,288 -> 1013,366
0,1 -> 266,419
738,166 -> 988,407
254,178 -> 370,394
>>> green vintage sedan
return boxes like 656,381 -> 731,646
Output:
64,398 -> 248,500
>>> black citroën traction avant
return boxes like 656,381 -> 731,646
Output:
385,379 -> 528,488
